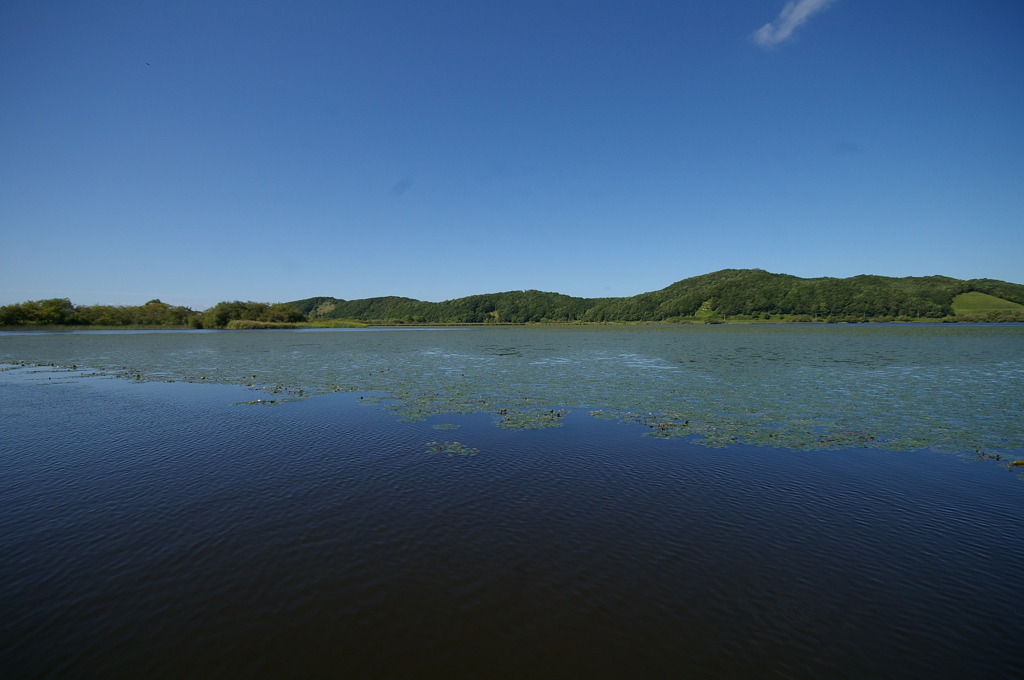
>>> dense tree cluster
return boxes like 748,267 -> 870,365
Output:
631,270 -> 963,321
295,290 -> 595,324
200,301 -> 305,328
0,298 -> 201,327
0,298 -> 307,328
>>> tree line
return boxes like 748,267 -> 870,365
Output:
0,298 -> 305,328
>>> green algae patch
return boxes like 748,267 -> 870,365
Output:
497,408 -> 569,430
427,441 -> 478,457
587,408 -> 933,452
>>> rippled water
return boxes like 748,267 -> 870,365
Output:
1,326 -> 1023,677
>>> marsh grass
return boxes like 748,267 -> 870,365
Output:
225,320 -> 303,329
226,320 -> 370,329
301,320 -> 369,328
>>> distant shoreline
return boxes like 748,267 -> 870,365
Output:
4,318 -> 1024,332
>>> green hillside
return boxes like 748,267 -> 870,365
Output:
289,269 -> 1024,324
952,292 -> 1024,315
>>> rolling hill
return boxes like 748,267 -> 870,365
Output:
289,269 -> 1024,324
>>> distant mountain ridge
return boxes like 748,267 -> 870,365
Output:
289,269 -> 1024,324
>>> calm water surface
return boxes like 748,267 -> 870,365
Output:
1,325 -> 1022,678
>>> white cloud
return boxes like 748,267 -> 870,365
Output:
753,0 -> 837,48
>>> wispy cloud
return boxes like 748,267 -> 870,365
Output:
753,0 -> 837,48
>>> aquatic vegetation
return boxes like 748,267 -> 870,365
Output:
497,408 -> 569,430
426,440 -> 478,457
432,423 -> 460,430
1,325 -> 1021,457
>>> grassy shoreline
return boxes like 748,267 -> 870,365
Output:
4,315 -> 1023,332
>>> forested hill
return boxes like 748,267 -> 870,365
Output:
3,270 -> 1023,328
290,269 -> 1024,324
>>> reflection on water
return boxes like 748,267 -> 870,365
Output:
2,324 -> 1022,453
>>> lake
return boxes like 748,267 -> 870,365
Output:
2,325 -> 1022,678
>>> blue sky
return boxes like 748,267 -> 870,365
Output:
2,1 -> 1022,309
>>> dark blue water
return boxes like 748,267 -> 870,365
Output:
2,363 -> 1022,678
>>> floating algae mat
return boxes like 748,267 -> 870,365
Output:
2,324 -> 1022,454
426,440 -> 478,457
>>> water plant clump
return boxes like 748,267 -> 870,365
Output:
496,408 -> 569,430
426,441 -> 478,457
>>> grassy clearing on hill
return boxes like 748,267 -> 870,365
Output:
952,292 -> 1024,315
